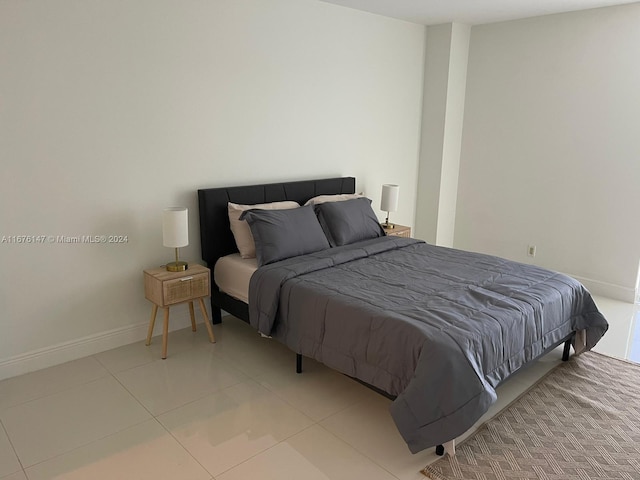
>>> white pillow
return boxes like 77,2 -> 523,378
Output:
228,201 -> 299,258
303,193 -> 364,206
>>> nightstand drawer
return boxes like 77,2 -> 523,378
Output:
386,229 -> 410,238
144,264 -> 211,307
163,272 -> 209,305
382,224 -> 411,238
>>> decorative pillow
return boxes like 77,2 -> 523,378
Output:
314,197 -> 385,247
228,201 -> 299,258
240,205 -> 330,266
303,193 -> 364,206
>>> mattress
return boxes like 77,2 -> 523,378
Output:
214,253 -> 258,303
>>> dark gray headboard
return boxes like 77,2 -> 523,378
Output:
197,177 -> 356,269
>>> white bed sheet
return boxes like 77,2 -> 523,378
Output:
214,253 -> 258,304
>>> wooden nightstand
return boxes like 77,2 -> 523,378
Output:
144,263 -> 215,359
382,224 -> 411,238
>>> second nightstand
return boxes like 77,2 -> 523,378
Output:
382,224 -> 411,238
144,263 -> 216,359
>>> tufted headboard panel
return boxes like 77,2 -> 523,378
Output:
197,176 -> 356,269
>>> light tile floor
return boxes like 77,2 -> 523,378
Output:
0,296 -> 637,479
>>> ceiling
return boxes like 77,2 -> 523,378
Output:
319,0 -> 637,25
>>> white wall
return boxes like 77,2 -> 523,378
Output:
415,24 -> 451,244
456,4 -> 640,302
415,23 -> 470,247
0,0 -> 425,377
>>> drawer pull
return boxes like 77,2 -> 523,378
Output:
180,277 -> 193,281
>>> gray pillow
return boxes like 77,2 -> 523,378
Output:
314,197 -> 385,247
240,205 -> 330,266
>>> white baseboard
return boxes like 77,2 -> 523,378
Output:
0,310 -> 201,381
3,274 -> 631,382
569,274 -> 637,304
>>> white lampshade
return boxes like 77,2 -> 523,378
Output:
162,207 -> 189,248
380,184 -> 399,212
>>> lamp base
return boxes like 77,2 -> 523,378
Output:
166,261 -> 188,272
382,212 -> 395,229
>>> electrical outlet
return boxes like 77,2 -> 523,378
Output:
527,245 -> 537,257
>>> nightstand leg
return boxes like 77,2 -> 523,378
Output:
188,301 -> 197,332
198,298 -> 216,343
162,307 -> 170,359
146,305 -> 158,346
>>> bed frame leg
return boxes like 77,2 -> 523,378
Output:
296,354 -> 302,374
211,298 -> 222,325
435,440 -> 456,457
562,337 -> 572,361
562,330 -> 586,361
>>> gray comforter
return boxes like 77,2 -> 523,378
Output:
248,236 -> 608,453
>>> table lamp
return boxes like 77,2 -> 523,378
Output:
380,184 -> 399,228
163,207 -> 189,272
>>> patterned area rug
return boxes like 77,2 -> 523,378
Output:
422,352 -> 640,480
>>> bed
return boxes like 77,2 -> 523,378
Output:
197,176 -> 609,455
